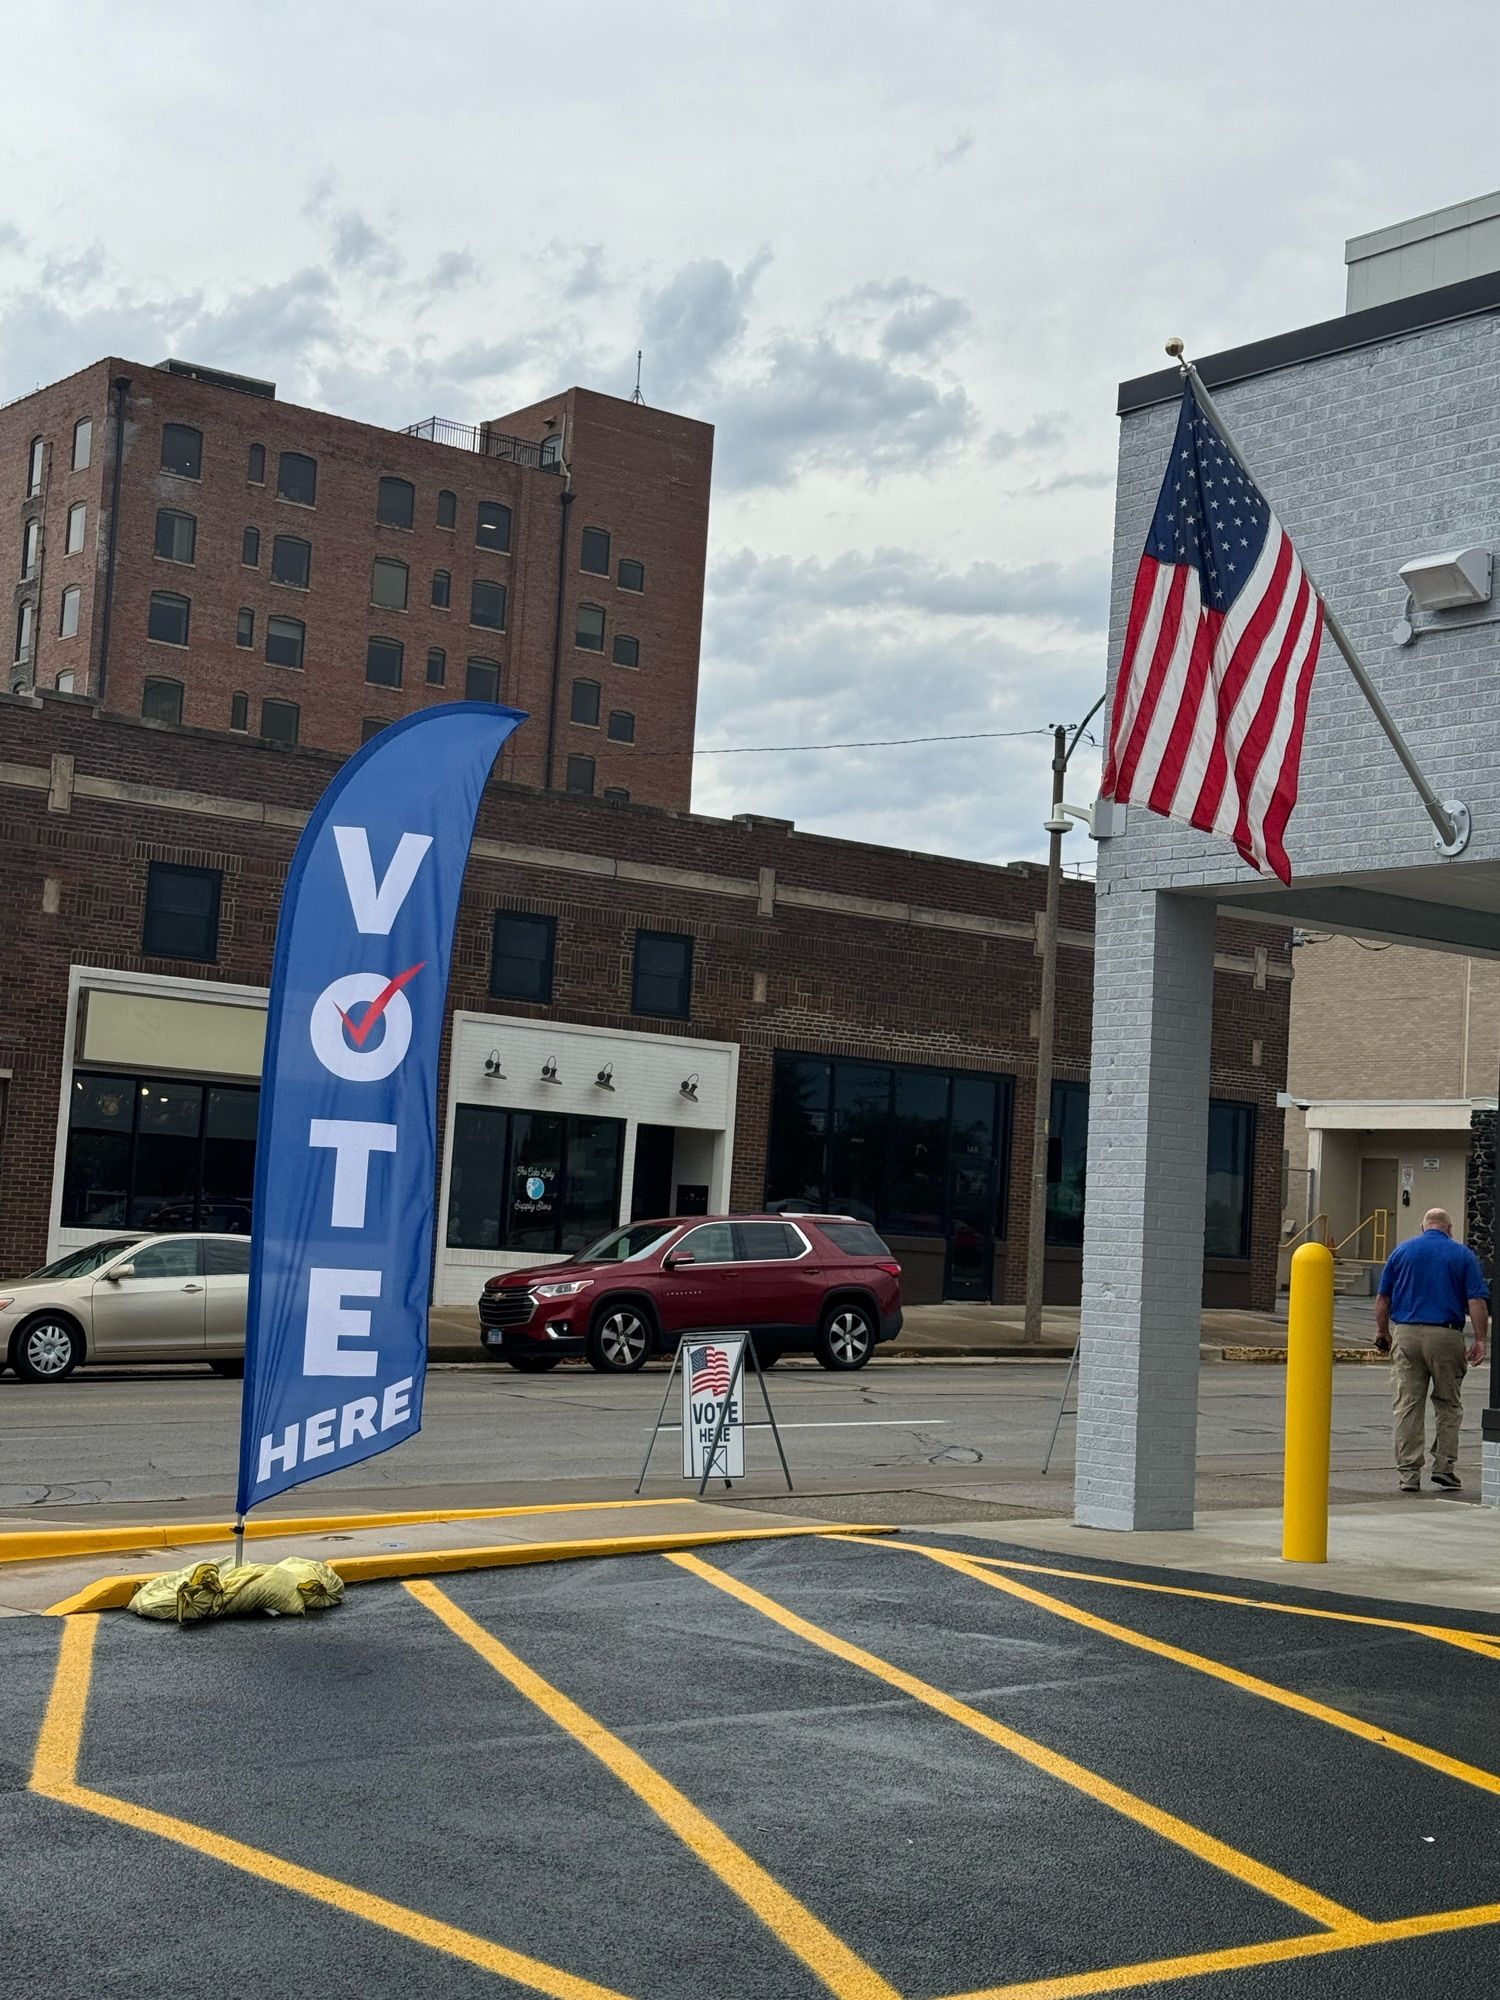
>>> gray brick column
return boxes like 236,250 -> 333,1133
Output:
1075,886 -> 1216,1529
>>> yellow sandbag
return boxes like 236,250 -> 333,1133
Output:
129,1556 -> 344,1622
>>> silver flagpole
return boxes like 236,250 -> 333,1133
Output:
1166,339 -> 1470,859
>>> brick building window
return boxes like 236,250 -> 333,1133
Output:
580,526 -> 610,575
147,592 -> 190,646
618,558 -> 645,592
366,635 -> 404,687
565,754 -> 595,796
55,670 -> 75,693
21,518 -> 39,579
603,787 -> 630,805
14,599 -> 34,663
575,603 -> 605,651
445,1106 -> 624,1255
25,435 -> 44,497
155,510 -> 197,564
161,424 -> 202,479
470,579 -> 506,630
377,476 -> 415,529
277,451 -> 317,506
632,930 -> 692,1019
607,709 -> 635,743
437,489 -> 457,529
141,676 -> 184,724
476,501 -> 511,554
65,502 -> 86,555
261,698 -> 299,745
62,1072 -> 257,1231
58,587 -> 80,638
371,557 -> 408,610
230,692 -> 249,730
143,861 -> 220,961
247,443 -> 266,484
1206,1102 -> 1255,1259
490,912 -> 556,1004
1045,1081 -> 1089,1247
426,647 -> 446,686
465,657 -> 499,702
431,568 -> 451,609
271,535 -> 311,589
266,615 -> 305,669
236,610 -> 254,648
241,526 -> 260,567
611,633 -> 639,668
361,717 -> 387,744
570,679 -> 600,726
72,417 -> 92,470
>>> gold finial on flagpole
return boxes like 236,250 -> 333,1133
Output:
1165,336 -> 1188,373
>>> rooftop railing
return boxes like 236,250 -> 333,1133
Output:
402,417 -> 561,470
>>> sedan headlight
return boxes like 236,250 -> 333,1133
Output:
533,1279 -> 593,1299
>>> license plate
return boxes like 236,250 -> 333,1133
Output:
485,1330 -> 505,1347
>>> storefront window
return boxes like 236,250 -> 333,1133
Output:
765,1056 -> 832,1208
1206,1101 -> 1255,1258
889,1069 -> 950,1235
1046,1081 -> 1090,1246
62,1071 -> 258,1232
829,1063 -> 892,1225
446,1105 -> 625,1253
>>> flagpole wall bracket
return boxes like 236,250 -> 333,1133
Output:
1436,799 -> 1471,858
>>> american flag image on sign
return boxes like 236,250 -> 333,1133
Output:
690,1344 -> 732,1396
1100,383 -> 1323,884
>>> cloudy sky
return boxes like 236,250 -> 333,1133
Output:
5,1 -> 1498,862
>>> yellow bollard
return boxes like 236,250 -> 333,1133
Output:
1283,1241 -> 1335,1562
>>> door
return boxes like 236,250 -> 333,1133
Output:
630,1125 -> 676,1219
731,1221 -> 823,1335
1358,1156 -> 1399,1260
90,1237 -> 206,1359
203,1236 -> 251,1354
655,1220 -> 740,1335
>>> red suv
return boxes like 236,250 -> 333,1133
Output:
478,1214 -> 902,1374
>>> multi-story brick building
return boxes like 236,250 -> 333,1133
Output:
4,360 -> 711,809
0,694 -> 1290,1312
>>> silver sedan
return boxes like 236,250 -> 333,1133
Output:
0,1234 -> 250,1382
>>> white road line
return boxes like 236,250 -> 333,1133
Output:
648,1419 -> 951,1431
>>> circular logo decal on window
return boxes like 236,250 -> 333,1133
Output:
525,1176 -> 546,1201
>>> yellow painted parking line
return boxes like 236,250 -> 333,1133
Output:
939,1548 -> 1500,1663
408,1579 -> 901,2000
667,1552 -> 1368,1938
882,1540 -> 1500,1801
29,1615 -> 636,2000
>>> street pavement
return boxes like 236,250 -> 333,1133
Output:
9,1532 -> 1500,1999
2,1356 -> 1478,1526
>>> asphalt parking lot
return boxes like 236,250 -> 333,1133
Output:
9,1531 -> 1500,1999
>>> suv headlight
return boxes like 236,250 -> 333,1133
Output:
533,1279 -> 593,1299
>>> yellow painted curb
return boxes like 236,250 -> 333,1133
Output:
46,1523 -> 897,1616
0,1495 -> 699,1567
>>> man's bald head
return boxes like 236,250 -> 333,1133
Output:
1423,1208 -> 1453,1235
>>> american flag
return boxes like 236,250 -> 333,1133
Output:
1100,383 -> 1323,885
690,1344 -> 732,1396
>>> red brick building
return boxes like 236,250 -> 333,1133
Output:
0,695 -> 1291,1311
4,360 -> 712,809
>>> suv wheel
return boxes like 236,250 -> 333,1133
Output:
12,1314 -> 84,1383
815,1302 -> 876,1371
587,1304 -> 653,1373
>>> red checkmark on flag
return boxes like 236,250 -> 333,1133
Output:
336,962 -> 426,1047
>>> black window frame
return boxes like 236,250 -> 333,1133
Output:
565,754 -> 595,797
260,697 -> 300,746
490,911 -> 556,1004
574,602 -> 605,652
431,568 -> 451,609
229,691 -> 249,730
154,508 -> 197,564
276,451 -> 317,507
476,501 -> 512,554
470,578 -> 506,630
631,929 -> 693,1020
570,678 -> 601,726
361,717 -> 387,744
426,646 -> 447,686
371,556 -> 409,611
143,860 -> 221,962
265,614 -> 305,670
436,489 -> 457,529
607,709 -> 635,744
241,524 -> 260,567
147,591 -> 190,647
1206,1100 -> 1257,1261
235,608 -> 254,649
465,657 -> 500,702
141,676 -> 184,725
270,534 -> 311,589
580,525 -> 610,576
377,475 -> 415,529
366,634 -> 404,687
161,423 -> 202,480
611,632 -> 640,668
247,442 -> 266,484
617,557 -> 645,592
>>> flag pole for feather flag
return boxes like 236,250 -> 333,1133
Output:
1163,339 -> 1469,858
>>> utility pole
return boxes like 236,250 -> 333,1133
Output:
1022,698 -> 1105,1345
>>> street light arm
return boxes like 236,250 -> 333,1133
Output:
1063,692 -> 1107,771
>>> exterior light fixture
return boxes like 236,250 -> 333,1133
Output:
483,1049 -> 505,1078
540,1057 -> 561,1084
679,1073 -> 699,1101
1397,547 -> 1493,613
594,1063 -> 615,1090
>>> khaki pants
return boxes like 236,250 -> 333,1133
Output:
1391,1323 -> 1468,1481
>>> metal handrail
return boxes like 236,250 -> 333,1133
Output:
401,417 -> 561,469
1332,1207 -> 1391,1262
1283,1212 -> 1331,1252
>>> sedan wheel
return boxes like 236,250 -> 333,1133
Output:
588,1307 -> 652,1373
815,1304 -> 876,1371
12,1315 -> 83,1383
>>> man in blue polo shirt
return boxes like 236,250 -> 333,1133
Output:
1374,1208 -> 1489,1492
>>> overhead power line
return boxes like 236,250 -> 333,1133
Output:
683,726 -> 1098,759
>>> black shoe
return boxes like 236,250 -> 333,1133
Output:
1431,1470 -> 1462,1490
